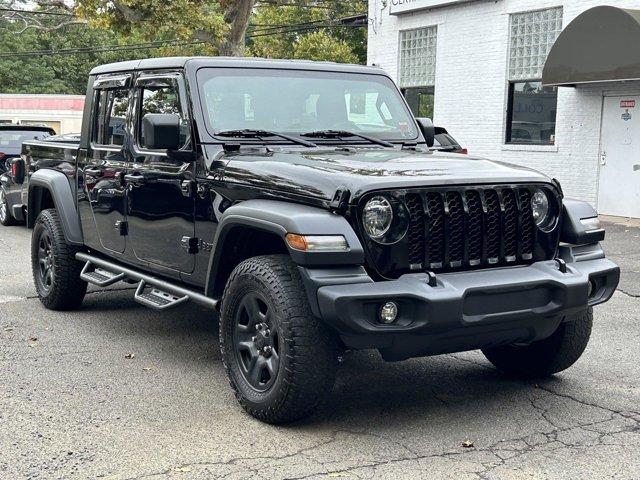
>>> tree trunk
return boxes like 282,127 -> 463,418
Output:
219,0 -> 256,56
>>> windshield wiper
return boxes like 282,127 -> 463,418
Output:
216,129 -> 317,148
300,130 -> 395,148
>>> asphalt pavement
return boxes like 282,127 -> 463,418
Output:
1,219 -> 639,479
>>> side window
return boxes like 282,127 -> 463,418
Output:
138,84 -> 190,150
93,88 -> 130,146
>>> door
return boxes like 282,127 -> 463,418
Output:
126,73 -> 196,274
599,96 -> 640,218
83,76 -> 132,254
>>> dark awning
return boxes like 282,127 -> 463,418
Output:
543,6 -> 640,87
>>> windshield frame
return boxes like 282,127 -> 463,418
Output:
193,66 -> 421,146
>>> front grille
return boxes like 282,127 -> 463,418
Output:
403,186 -> 542,272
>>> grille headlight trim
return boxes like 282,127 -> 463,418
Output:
363,196 -> 394,240
531,188 -> 551,229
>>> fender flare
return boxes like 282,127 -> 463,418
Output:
561,198 -> 605,245
204,199 -> 364,298
28,169 -> 83,245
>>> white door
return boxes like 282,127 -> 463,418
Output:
598,96 -> 640,218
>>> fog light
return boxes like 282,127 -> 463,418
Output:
588,279 -> 598,298
379,301 -> 398,324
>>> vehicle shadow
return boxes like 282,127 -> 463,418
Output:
78,289 -> 560,427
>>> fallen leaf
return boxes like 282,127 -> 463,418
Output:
4,326 -> 14,332
28,336 -> 37,342
142,367 -> 152,371
125,353 -> 135,359
172,466 -> 192,473
461,440 -> 475,448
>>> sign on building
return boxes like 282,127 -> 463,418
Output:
389,0 -> 477,15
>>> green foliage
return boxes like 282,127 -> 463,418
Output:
0,21 -> 148,94
0,0 -> 368,95
249,0 -> 367,64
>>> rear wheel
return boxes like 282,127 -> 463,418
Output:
220,254 -> 338,424
0,189 -> 15,226
482,308 -> 593,378
31,209 -> 87,310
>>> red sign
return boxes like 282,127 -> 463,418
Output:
620,100 -> 636,108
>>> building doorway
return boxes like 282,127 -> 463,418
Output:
598,96 -> 640,218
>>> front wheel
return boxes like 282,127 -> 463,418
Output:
482,308 -> 593,378
220,255 -> 338,424
31,209 -> 87,310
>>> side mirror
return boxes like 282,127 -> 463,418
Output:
416,117 -> 435,148
10,158 -> 26,184
141,113 -> 181,150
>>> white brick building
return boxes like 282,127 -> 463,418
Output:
368,0 -> 640,218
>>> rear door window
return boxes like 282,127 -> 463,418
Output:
93,89 -> 130,147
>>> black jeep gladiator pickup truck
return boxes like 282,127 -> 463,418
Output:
21,57 -> 620,424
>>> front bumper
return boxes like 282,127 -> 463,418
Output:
303,253 -> 619,360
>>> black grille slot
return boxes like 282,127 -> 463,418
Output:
425,192 -> 445,268
405,193 -> 425,268
518,189 -> 535,259
445,191 -> 465,267
389,185 -> 546,274
465,190 -> 483,265
483,189 -> 501,263
501,189 -> 518,262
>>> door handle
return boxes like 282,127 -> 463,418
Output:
124,173 -> 146,185
85,168 -> 103,177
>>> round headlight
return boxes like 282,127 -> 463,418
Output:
531,189 -> 550,228
363,196 -> 393,239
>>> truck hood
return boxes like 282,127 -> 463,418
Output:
215,147 -> 552,204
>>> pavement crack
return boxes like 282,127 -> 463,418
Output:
617,288 -> 640,298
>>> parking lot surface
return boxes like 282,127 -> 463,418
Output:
1,219 -> 639,479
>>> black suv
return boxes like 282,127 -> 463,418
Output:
0,125 -> 55,225
20,57 -> 619,424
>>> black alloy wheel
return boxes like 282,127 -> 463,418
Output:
31,209 -> 87,310
220,255 -> 338,424
233,292 -> 281,392
36,229 -> 55,294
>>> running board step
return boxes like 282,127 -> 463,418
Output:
135,280 -> 189,310
76,252 -> 218,310
80,261 -> 126,287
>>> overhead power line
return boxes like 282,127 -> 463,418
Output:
0,15 -> 367,58
0,7 -> 75,17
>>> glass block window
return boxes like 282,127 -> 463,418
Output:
398,26 -> 437,88
508,8 -> 563,81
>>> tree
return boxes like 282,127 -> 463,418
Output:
76,0 -> 255,56
0,0 -> 369,95
249,0 -> 367,64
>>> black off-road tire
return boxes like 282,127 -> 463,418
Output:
482,308 -> 593,378
0,188 -> 16,226
220,254 -> 338,424
31,209 -> 87,310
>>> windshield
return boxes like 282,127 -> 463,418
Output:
0,130 -> 51,153
196,68 -> 418,142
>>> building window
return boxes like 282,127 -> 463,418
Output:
399,26 -> 437,118
506,8 -> 562,145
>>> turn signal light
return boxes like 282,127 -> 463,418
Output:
285,234 -> 349,252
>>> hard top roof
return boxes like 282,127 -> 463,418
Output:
90,56 -> 384,76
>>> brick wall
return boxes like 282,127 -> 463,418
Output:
368,0 -> 640,207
